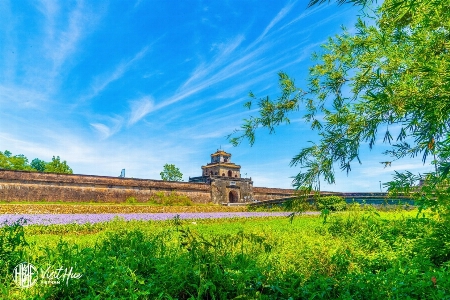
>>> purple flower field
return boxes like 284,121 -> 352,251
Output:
0,212 -> 319,226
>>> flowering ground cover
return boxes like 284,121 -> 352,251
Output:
0,212 -> 314,225
1,209 -> 449,299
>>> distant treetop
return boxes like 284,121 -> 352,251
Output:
0,150 -> 73,174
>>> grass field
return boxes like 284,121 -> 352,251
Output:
1,207 -> 450,299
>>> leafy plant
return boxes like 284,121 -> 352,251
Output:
229,0 -> 450,218
3,211 -> 450,298
317,196 -> 347,211
0,150 -> 35,171
44,156 -> 73,174
160,163 -> 183,181
125,196 -> 137,204
0,151 -> 74,174
0,219 -> 29,282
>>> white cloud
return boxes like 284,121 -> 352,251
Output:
90,115 -> 123,139
90,123 -> 110,138
0,85 -> 49,108
35,0 -> 102,92
79,46 -> 150,103
128,96 -> 155,126
252,1 -> 296,46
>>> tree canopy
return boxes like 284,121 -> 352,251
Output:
0,151 -> 34,171
44,156 -> 73,174
230,0 -> 450,213
0,151 -> 73,174
30,158 -> 46,172
160,164 -> 183,181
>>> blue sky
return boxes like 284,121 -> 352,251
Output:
0,0 -> 432,192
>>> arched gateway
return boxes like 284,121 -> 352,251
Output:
229,190 -> 239,203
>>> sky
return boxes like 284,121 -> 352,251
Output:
0,0 -> 433,192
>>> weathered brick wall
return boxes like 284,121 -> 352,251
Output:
0,170 -> 211,203
253,186 -> 296,201
0,170 -> 302,204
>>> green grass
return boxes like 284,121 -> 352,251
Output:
1,209 -> 450,299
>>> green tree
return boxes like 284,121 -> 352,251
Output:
0,150 -> 34,171
160,164 -> 183,181
31,158 -> 46,172
0,151 -> 74,174
44,156 -> 73,174
230,0 -> 450,213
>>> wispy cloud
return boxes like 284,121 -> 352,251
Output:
146,3 -> 323,116
0,85 -> 49,108
0,1 -> 18,84
90,123 -> 112,139
150,38 -> 267,113
37,0 -> 59,40
79,46 -> 150,103
0,132 -> 52,159
128,96 -> 155,126
252,1 -> 296,46
133,0 -> 143,9
49,1 -> 83,71
180,35 -> 246,90
35,0 -> 102,92
279,3 -> 327,31
90,115 -> 123,139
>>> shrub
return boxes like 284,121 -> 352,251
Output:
317,196 -> 347,211
0,219 -> 29,285
125,196 -> 137,204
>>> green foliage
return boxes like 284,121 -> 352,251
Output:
0,150 -> 35,171
30,158 -> 46,172
229,0 -> 450,229
125,196 -> 137,204
317,195 -> 347,211
0,219 -> 29,285
148,191 -> 193,206
2,211 -> 450,298
0,150 -> 73,174
44,156 -> 73,174
160,163 -> 183,181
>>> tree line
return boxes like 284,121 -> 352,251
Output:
0,150 -> 73,174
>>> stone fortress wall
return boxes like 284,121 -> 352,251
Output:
0,170 -> 212,203
0,170 -> 295,204
253,187 -> 297,201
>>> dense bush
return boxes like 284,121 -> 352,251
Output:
317,195 -> 347,211
0,219 -> 29,297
